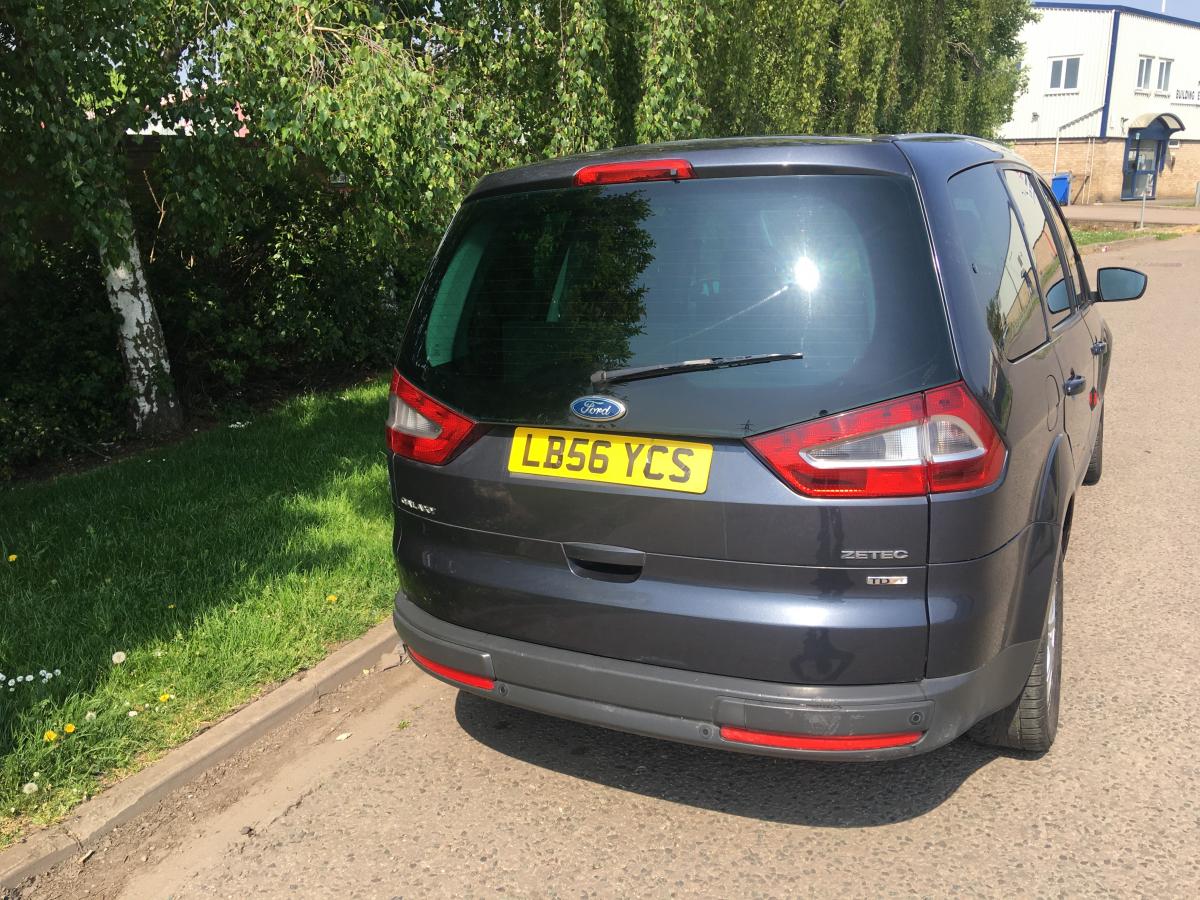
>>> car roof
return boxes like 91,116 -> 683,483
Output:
467,134 -> 1028,200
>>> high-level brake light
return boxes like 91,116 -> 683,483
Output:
746,382 -> 1006,498
573,159 -> 694,187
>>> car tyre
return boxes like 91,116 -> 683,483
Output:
969,557 -> 1062,752
1083,412 -> 1103,485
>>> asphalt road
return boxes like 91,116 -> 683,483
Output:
21,235 -> 1200,899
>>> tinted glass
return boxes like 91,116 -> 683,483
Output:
947,165 -> 1048,360
1039,183 -> 1089,310
399,175 -> 957,436
1004,170 -> 1071,326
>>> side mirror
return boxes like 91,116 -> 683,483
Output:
1045,278 -> 1070,314
1096,267 -> 1147,302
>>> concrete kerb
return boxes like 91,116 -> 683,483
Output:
0,620 -> 402,889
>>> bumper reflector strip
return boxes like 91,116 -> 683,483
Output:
719,726 -> 923,752
406,646 -> 495,691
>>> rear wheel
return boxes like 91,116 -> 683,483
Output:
1083,413 -> 1103,485
969,558 -> 1062,752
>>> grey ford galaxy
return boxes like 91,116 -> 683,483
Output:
386,136 -> 1145,759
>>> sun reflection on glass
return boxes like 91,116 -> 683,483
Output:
791,256 -> 820,292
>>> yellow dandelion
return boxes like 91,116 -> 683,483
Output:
167,603 -> 175,609
326,594 -> 338,603
43,730 -> 58,742
6,554 -> 15,563
158,693 -> 171,703
64,723 -> 76,734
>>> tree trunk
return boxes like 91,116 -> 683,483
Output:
103,203 -> 182,437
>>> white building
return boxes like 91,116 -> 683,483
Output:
1000,2 -> 1200,202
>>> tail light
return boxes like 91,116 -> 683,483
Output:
746,382 -> 1005,498
386,369 -> 480,465
573,159 -> 694,186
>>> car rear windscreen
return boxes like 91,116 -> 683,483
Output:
398,174 -> 957,437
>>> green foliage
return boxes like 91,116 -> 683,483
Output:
195,2 -> 468,248
548,0 -> 620,156
0,162 -> 420,471
700,0 -> 1030,138
0,244 -> 129,476
886,0 -> 1032,135
633,0 -> 710,143
0,0 -> 1034,474
825,0 -> 902,135
2,0 -> 1033,265
136,163 -> 420,405
0,1 -> 206,266
703,0 -> 838,135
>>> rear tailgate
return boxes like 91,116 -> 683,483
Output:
392,165 -> 956,685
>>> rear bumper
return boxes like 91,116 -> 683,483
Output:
393,592 -> 1038,761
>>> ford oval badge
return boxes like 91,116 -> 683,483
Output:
570,396 -> 626,422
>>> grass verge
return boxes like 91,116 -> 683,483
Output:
0,377 -> 394,848
1073,227 -> 1187,246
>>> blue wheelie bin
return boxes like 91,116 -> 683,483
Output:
1051,172 -> 1071,205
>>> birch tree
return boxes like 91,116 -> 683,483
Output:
0,1 -> 196,435
2,0 -> 1033,453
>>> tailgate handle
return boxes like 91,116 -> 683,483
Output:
563,543 -> 645,583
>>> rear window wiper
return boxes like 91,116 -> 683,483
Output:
591,352 -> 804,387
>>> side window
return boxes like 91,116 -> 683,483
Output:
1039,183 -> 1090,311
947,165 -> 1049,361
1003,170 -> 1072,327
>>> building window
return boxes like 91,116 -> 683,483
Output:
1049,56 -> 1080,91
1157,59 -> 1172,93
1137,56 -> 1153,90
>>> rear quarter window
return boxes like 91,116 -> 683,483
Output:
947,165 -> 1049,361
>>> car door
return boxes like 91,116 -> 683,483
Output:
1002,168 -> 1097,482
1041,186 -> 1110,419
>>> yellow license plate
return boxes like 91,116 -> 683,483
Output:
508,427 -> 713,494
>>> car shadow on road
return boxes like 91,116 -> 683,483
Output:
454,692 -> 1015,827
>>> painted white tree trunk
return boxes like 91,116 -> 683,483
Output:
103,204 -> 182,436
